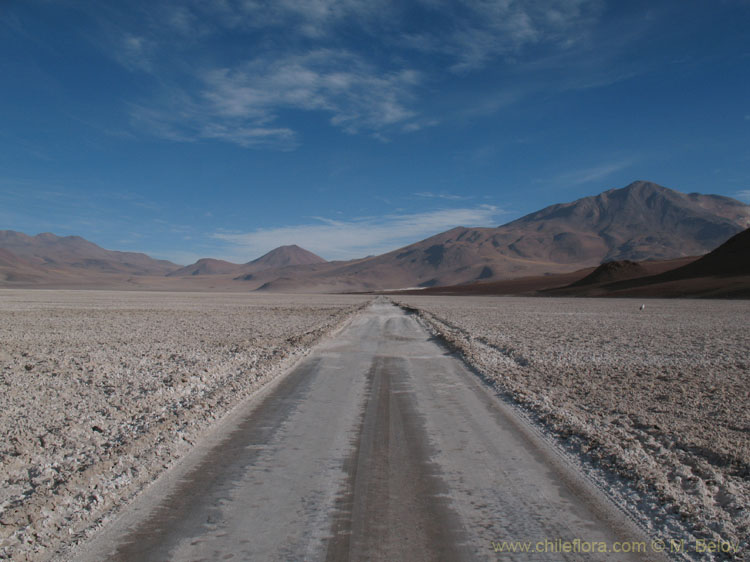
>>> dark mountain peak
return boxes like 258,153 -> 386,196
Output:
532,181 -> 670,214
714,225 -> 750,253
618,180 -> 667,194
667,226 -> 750,278
570,260 -> 649,287
589,181 -> 671,209
502,181 -> 750,261
610,181 -> 748,214
576,226 -> 750,297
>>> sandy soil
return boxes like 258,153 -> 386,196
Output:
0,290 -> 370,561
394,296 -> 749,560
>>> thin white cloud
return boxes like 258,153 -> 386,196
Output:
113,33 -> 157,72
128,49 -> 424,147
202,50 -> 422,135
164,5 -> 204,36
91,0 -> 635,147
202,123 -> 298,149
414,191 -> 473,201
554,160 -> 632,186
735,190 -> 750,203
129,94 -> 300,149
195,0 -> 386,37
212,205 -> 503,261
405,0 -> 603,72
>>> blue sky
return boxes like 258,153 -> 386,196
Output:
1,0 -> 749,264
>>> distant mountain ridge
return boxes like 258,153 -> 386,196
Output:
273,181 -> 749,291
0,230 -> 179,276
167,244 -> 326,277
1,181 -> 749,291
502,181 -> 749,262
392,227 -> 750,299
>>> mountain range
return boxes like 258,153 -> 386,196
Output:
2,181 -> 749,293
0,230 -> 178,275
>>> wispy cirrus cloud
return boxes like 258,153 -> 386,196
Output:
735,190 -> 750,203
404,0 -> 604,72
202,50 -> 423,134
218,0 -> 389,37
93,0 -> 631,148
131,100 -> 300,149
553,160 -> 633,186
116,34 -> 156,72
414,191 -> 473,201
178,0 -> 387,38
212,205 -> 503,261
129,49 -> 424,148
82,0 -> 423,147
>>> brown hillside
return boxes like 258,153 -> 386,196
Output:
568,260 -> 650,287
259,181 -> 749,291
0,230 -> 179,276
246,245 -> 327,269
167,258 -> 242,277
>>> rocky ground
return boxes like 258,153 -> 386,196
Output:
394,296 -> 749,561
0,290 -> 370,561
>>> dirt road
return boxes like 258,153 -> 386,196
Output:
73,300 -> 663,561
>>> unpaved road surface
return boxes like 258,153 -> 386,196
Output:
74,301 -> 662,561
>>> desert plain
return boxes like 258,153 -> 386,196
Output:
0,289 -> 747,561
395,295 -> 749,559
0,290 -> 369,560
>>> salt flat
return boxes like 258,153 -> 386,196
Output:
395,295 -> 749,560
75,299 -> 660,562
2,291 -> 747,561
0,290 -> 369,561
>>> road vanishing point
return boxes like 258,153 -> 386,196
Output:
76,300 -> 664,561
